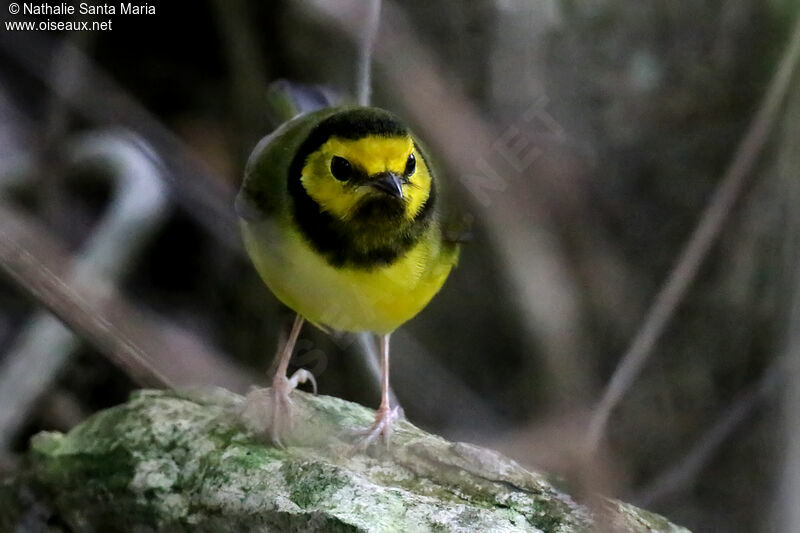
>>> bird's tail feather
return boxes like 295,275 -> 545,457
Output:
266,80 -> 342,127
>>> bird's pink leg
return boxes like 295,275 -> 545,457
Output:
268,314 -> 316,446
354,333 -> 399,449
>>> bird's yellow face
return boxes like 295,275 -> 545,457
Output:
299,134 -> 432,223
273,107 -> 441,269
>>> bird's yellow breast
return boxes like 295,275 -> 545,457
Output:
241,220 -> 455,334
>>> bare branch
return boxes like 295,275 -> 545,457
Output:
0,201 -> 257,436
0,201 -> 173,390
0,131 -> 171,448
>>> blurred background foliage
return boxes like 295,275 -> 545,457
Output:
1,0 -> 799,531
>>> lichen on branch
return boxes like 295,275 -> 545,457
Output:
2,388 -> 689,532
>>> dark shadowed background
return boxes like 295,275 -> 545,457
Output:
1,1 -> 799,531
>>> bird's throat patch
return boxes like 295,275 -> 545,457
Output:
288,173 -> 435,269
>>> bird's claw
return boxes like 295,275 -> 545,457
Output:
267,369 -> 316,447
288,368 -> 317,395
351,404 -> 400,451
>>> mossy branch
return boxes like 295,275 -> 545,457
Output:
2,389 -> 688,532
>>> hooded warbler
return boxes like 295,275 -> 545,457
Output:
236,105 -> 460,447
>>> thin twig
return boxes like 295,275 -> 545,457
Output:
585,13 -> 800,452
357,0 -> 382,106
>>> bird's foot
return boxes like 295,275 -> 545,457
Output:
249,369 -> 316,447
352,404 -> 400,451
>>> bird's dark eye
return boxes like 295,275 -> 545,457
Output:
330,156 -> 352,181
405,153 -> 416,176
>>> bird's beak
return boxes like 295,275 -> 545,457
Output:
369,172 -> 404,199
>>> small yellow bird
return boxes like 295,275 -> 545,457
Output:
236,104 -> 460,447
